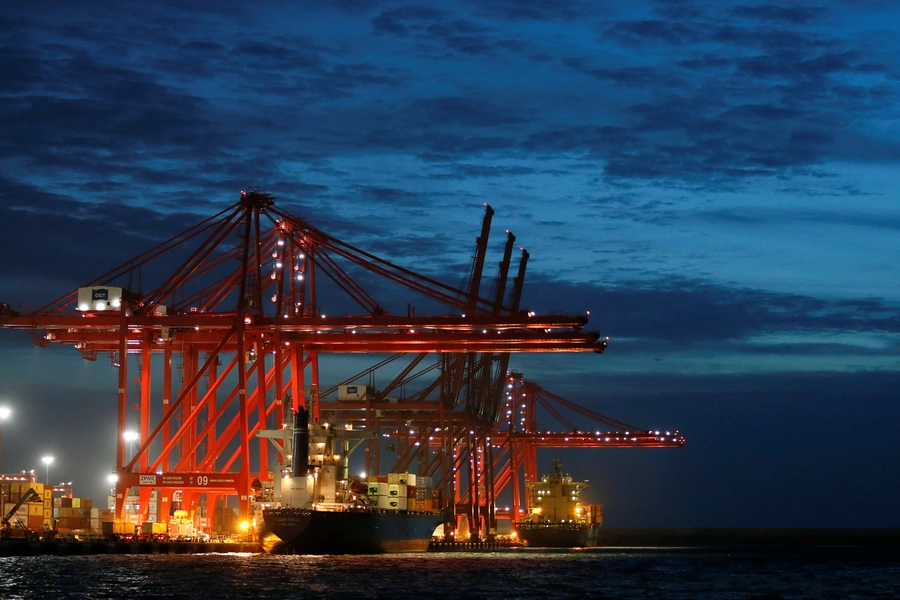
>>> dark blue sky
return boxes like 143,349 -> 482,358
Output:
1,1 -> 898,527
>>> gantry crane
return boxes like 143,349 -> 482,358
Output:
336,371 -> 685,539
0,189 -> 609,528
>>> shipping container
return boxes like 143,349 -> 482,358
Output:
142,522 -> 167,535
108,521 -> 137,535
388,497 -> 408,510
27,503 -> 43,516
388,484 -> 400,497
72,497 -> 92,509
90,507 -> 115,520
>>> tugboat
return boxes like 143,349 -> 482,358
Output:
515,460 -> 602,547
257,407 -> 450,554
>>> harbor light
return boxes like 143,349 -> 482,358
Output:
42,455 -> 54,484
0,406 -> 10,470
124,430 -> 139,459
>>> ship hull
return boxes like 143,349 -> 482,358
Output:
516,522 -> 601,548
263,508 -> 449,554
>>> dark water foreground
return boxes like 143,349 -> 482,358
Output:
600,527 -> 900,547
1,545 -> 898,600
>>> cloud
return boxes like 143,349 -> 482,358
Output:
521,275 -> 900,343
729,3 -> 825,25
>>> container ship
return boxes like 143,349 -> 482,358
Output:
515,460 -> 601,547
257,407 -> 450,554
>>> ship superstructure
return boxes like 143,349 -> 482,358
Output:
515,460 -> 601,547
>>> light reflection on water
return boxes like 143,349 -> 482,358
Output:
0,547 -> 898,600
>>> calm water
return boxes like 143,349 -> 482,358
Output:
1,547 -> 898,599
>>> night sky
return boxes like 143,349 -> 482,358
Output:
1,1 -> 898,528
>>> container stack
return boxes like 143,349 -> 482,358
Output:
1,480 -> 49,531
414,475 -> 438,511
365,473 -> 438,512
53,496 -> 93,531
90,507 -> 115,531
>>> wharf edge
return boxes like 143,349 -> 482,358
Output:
0,540 -> 261,557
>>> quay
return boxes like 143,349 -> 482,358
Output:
429,539 -> 521,552
0,539 -> 261,557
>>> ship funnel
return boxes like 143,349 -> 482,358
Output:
291,407 -> 310,477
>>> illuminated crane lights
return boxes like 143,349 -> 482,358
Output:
0,190 -> 612,529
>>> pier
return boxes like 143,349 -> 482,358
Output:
0,539 -> 261,557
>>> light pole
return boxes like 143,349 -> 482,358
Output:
42,455 -> 54,486
124,430 -> 139,461
0,406 -> 10,470
108,473 -> 118,494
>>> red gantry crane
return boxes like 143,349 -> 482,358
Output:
0,189 -> 619,532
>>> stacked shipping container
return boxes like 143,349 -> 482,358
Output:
365,473 -> 441,512
1,480 -> 53,531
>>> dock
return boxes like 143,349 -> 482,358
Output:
0,539 -> 261,557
